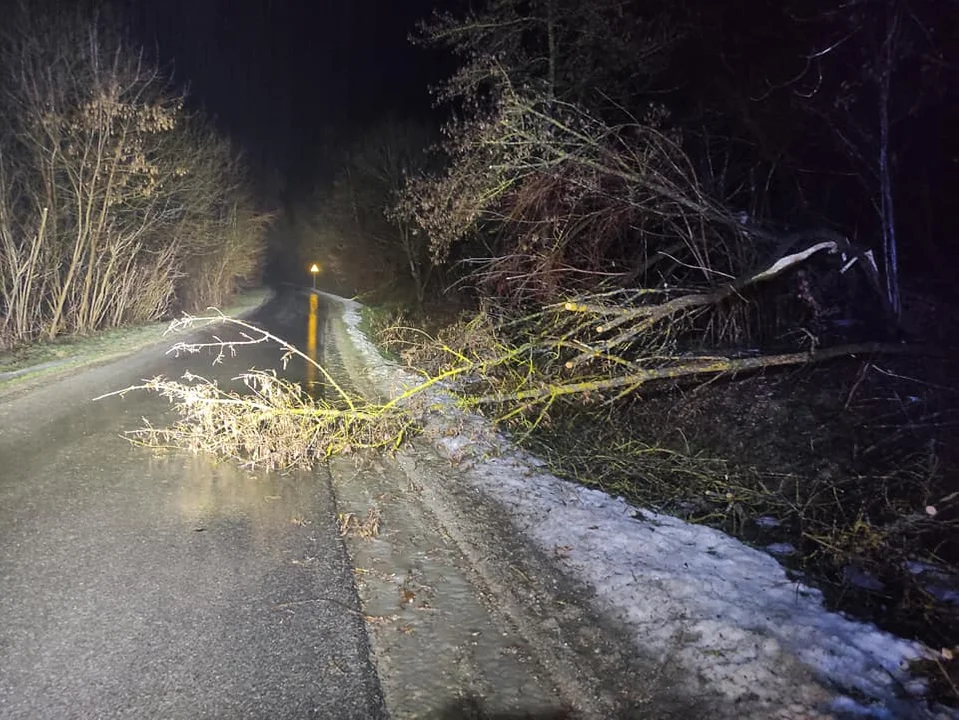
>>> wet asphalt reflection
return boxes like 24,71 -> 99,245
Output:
0,290 -> 386,719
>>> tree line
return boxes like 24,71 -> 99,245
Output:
304,0 -> 954,348
0,4 -> 269,349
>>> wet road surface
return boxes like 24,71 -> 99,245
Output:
0,294 -> 385,719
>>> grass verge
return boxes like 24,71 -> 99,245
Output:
0,289 -> 271,393
369,309 -> 959,706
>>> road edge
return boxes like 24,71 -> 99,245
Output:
0,288 -> 274,399
320,289 -> 727,718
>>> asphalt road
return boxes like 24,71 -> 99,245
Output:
0,292 -> 386,719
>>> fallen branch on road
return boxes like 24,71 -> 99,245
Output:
100,304 -> 916,472
98,314 -> 420,470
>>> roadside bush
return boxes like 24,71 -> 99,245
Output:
0,5 -> 266,349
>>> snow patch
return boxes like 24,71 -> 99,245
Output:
755,515 -> 782,528
765,542 -> 797,557
326,292 -> 949,719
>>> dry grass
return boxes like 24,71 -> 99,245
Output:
374,305 -> 959,706
506,361 -> 959,666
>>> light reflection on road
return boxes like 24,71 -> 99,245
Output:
155,452 -> 316,546
0,289 -> 386,720
306,293 -> 318,391
146,292 -> 330,533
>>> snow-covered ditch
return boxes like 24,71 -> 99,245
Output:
326,291 -> 952,720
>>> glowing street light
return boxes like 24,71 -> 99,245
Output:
310,263 -> 319,290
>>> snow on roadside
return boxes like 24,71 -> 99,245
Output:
326,291 -> 950,720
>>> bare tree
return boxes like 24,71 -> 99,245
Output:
304,117 -> 435,304
417,0 -> 680,107
0,5 -> 267,347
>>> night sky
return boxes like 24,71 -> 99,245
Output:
122,0 -> 449,198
